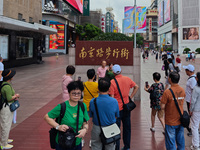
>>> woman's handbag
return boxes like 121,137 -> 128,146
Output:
114,78 -> 136,112
94,99 -> 121,145
58,102 -> 80,149
10,100 -> 20,112
161,65 -> 165,71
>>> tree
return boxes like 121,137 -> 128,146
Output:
195,48 -> 200,54
131,33 -> 144,47
183,48 -> 191,54
91,33 -> 132,41
75,23 -> 102,40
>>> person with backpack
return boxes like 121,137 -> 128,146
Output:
144,72 -> 165,132
89,78 -> 119,150
0,69 -> 19,150
44,81 -> 89,150
190,72 -> 200,150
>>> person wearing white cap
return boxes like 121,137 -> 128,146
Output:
183,64 -> 197,136
109,64 -> 139,150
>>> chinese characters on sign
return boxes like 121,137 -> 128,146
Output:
76,41 -> 133,65
79,47 -> 130,60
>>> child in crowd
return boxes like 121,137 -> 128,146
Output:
145,72 -> 165,133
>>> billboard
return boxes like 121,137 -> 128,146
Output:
65,0 -> 83,13
166,32 -> 172,45
160,34 -> 166,50
106,12 -> 111,33
124,6 -> 146,33
164,0 -> 170,23
101,15 -> 105,33
49,24 -> 65,50
183,27 -> 199,40
83,0 -> 89,16
158,1 -> 164,26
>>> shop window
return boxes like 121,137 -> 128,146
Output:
18,13 -> 23,21
16,37 -> 33,59
0,35 -> 9,60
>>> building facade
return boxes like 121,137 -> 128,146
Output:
0,0 -> 56,68
42,0 -> 83,54
178,0 -> 200,53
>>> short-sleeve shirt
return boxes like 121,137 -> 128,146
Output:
48,101 -> 90,145
83,81 -> 99,111
185,75 -> 197,103
0,62 -> 4,81
62,75 -> 73,101
169,63 -> 177,72
109,75 -> 136,111
97,67 -> 108,78
176,58 -> 181,63
160,84 -> 185,126
1,82 -> 15,103
148,82 -> 164,109
89,94 -> 119,126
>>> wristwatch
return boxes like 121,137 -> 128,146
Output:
56,125 -> 60,130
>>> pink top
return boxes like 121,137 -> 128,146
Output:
62,75 -> 73,101
97,66 -> 108,78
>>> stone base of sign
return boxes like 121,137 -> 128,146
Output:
69,47 -> 141,100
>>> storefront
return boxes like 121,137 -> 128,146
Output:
0,16 -> 56,68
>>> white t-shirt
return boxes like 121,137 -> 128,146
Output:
185,75 -> 197,102
0,62 -> 4,81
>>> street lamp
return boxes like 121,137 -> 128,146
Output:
134,0 -> 137,48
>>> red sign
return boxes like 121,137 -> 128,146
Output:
149,19 -> 152,32
76,41 -> 133,66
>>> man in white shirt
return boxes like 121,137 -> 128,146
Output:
96,60 -> 107,81
183,64 -> 197,136
0,57 -> 4,81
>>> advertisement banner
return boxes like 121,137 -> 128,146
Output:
101,15 -> 105,33
76,41 -> 133,65
166,32 -> 172,45
83,0 -> 89,16
49,24 -> 65,50
158,1 -> 164,26
65,0 -> 83,13
160,34 -> 166,50
124,6 -> 147,33
106,12 -> 111,33
183,27 -> 199,40
111,20 -> 114,32
164,0 -> 170,23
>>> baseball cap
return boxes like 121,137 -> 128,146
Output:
112,64 -> 121,74
183,64 -> 195,72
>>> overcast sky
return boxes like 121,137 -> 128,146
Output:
90,0 -> 151,32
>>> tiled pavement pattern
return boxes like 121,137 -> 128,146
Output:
5,54 -> 200,149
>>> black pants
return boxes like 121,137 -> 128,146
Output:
186,101 -> 191,132
165,69 -> 168,77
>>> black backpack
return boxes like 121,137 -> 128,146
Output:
0,82 -> 9,110
49,101 -> 85,149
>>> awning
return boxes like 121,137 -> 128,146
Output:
0,16 -> 57,35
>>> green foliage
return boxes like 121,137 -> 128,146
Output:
131,33 -> 144,47
91,33 -> 132,41
75,23 -> 102,40
183,48 -> 191,54
166,47 -> 173,52
195,48 -> 200,54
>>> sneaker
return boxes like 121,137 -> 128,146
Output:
7,139 -> 13,144
89,140 -> 91,148
150,127 -> 155,132
1,144 -> 13,149
188,131 -> 192,137
82,139 -> 84,147
190,145 -> 200,150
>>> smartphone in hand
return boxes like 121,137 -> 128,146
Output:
145,81 -> 149,88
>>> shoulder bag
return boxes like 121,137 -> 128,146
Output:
58,101 -> 84,149
49,102 -> 66,149
94,98 -> 121,145
10,100 -> 20,112
114,78 -> 136,112
169,88 -> 190,128
84,84 -> 94,98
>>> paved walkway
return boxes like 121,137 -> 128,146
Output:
5,54 -> 200,149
